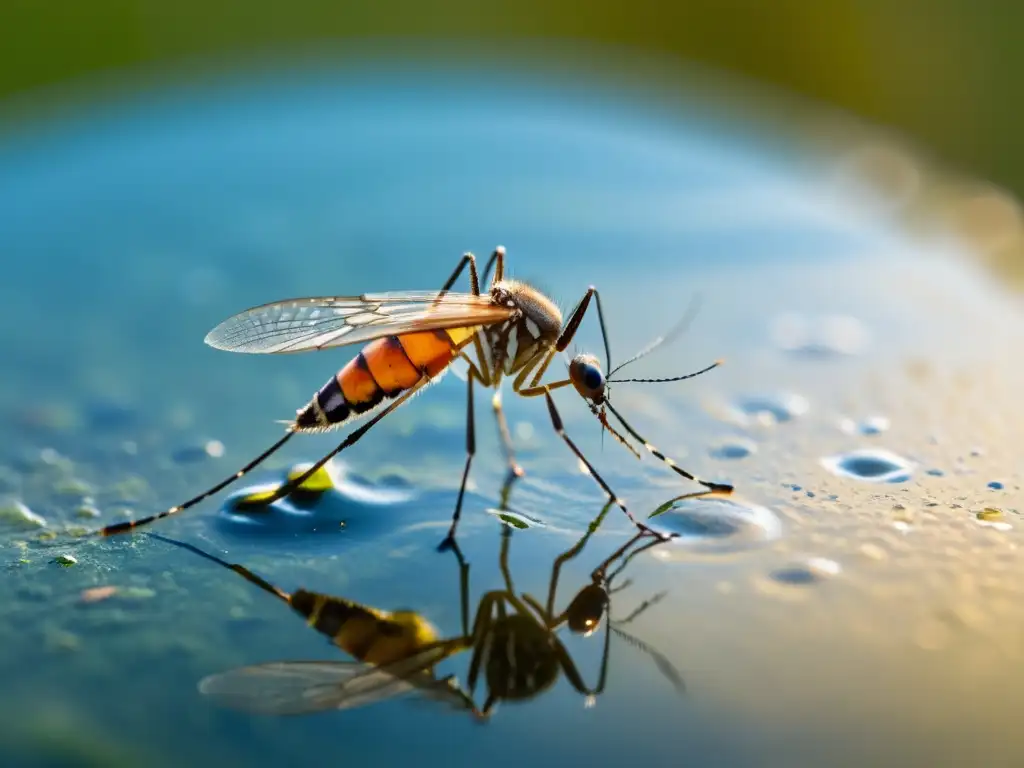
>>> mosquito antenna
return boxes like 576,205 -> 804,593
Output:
607,293 -> 703,378
602,401 -> 733,493
609,359 -> 721,385
95,429 -> 297,537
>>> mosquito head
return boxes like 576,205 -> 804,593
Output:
568,353 -> 607,405
565,582 -> 609,636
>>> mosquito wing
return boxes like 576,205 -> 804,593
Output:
197,645 -> 462,716
204,291 -> 514,354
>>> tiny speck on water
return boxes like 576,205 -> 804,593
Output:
988,481 -> 1005,490
821,448 -> 914,483
205,440 -> 225,458
52,553 -> 77,566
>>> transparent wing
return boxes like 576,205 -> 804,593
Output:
204,291 -> 513,354
197,645 -> 461,716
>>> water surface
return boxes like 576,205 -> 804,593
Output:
1,60 -> 1022,768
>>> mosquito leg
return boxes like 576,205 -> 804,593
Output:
479,245 -> 506,288
97,430 -> 297,536
441,533 -> 472,638
603,401 -> 733,494
491,388 -> 524,483
540,388 -> 667,540
145,532 -> 291,604
439,368 -> 480,551
435,251 -> 481,302
255,381 -> 427,506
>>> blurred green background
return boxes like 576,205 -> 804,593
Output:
0,0 -> 1020,199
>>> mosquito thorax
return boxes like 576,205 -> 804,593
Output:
490,280 -> 563,342
568,353 -> 607,404
566,583 -> 609,635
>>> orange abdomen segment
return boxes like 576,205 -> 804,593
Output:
361,337 -> 421,394
397,330 -> 457,378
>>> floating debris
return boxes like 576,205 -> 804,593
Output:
708,438 -> 757,460
52,554 -> 78,566
975,508 -> 1011,531
648,493 -> 781,558
0,499 -> 47,528
820,448 -> 914,483
486,507 -> 546,529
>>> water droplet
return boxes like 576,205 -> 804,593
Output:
708,438 -> 756,460
648,494 -> 781,558
820,448 -> 914,483
988,480 -> 1005,490
770,557 -> 841,585
770,312 -> 869,357
840,415 -> 890,435
724,393 -> 809,427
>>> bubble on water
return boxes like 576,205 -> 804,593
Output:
839,415 -> 890,436
770,312 -> 869,357
648,493 -> 781,559
708,438 -> 757,460
770,556 -> 841,585
821,448 -> 914,483
988,480 -> 1005,490
723,392 -> 809,427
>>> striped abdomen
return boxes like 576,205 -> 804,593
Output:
295,328 -> 473,431
290,590 -> 439,666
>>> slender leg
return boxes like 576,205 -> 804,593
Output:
98,430 -> 297,536
439,370 -> 479,551
536,387 -> 666,537
436,251 -> 481,299
255,380 -> 427,506
491,388 -> 524,482
479,246 -> 505,288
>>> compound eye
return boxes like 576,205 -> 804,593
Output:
581,363 -> 604,392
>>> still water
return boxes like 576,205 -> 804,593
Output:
1,59 -> 1022,767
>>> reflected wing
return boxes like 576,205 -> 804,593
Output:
198,645 -> 463,716
204,291 -> 513,354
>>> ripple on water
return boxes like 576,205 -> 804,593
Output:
217,460 -> 418,538
648,493 -> 782,559
821,448 -> 914,483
